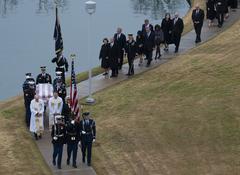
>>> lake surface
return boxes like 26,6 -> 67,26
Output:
0,0 -> 190,100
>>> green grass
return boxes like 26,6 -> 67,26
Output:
82,12 -> 240,175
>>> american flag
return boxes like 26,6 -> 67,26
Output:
70,57 -> 80,120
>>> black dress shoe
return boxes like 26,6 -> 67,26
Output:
87,163 -> 91,166
52,160 -> 56,166
57,165 -> 61,169
34,133 -> 38,140
73,164 -> 77,168
67,159 -> 70,165
82,158 -> 85,163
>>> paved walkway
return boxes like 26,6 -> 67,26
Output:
36,6 -> 240,175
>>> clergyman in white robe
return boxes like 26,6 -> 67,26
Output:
30,96 -> 44,137
48,93 -> 63,130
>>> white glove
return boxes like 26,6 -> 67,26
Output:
82,131 -> 86,134
93,139 -> 96,143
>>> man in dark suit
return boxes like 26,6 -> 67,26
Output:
143,26 -> 155,67
79,112 -> 96,167
36,66 -> 52,84
192,4 -> 205,43
114,27 -> 126,70
172,12 -> 184,53
215,0 -> 227,27
142,19 -> 154,34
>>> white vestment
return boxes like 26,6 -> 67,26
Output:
48,96 -> 63,128
30,99 -> 44,133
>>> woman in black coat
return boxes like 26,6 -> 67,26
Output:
161,13 -> 173,51
206,0 -> 216,27
154,24 -> 164,60
99,38 -> 110,76
135,30 -> 144,66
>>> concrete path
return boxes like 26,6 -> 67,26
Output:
36,6 -> 240,175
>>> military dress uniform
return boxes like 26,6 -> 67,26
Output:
53,76 -> 67,103
125,36 -> 137,76
23,73 -> 36,127
66,120 -> 80,168
79,112 -> 96,166
52,54 -> 69,84
51,116 -> 66,169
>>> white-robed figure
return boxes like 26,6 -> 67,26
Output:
48,91 -> 63,130
30,95 -> 45,140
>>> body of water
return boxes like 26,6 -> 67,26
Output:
0,0 -> 190,100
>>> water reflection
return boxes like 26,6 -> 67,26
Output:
36,0 -> 68,14
0,0 -> 18,17
131,0 -> 190,20
0,0 -> 69,17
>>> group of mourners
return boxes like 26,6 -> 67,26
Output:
99,12 -> 184,77
206,0 -> 238,27
99,0 -> 238,78
22,51 -> 96,169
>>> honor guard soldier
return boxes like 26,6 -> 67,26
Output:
51,115 -> 66,169
36,66 -> 52,84
125,34 -> 137,76
53,71 -> 67,103
23,73 -> 36,127
52,51 -> 68,84
66,119 -> 80,168
79,112 -> 96,166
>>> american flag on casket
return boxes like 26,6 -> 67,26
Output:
36,84 -> 53,103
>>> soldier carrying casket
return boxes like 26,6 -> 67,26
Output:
23,73 -> 36,127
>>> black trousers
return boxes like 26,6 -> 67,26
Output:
217,13 -> 224,27
111,68 -> 118,77
127,57 -> 134,75
67,142 -> 78,165
194,23 -> 203,42
55,67 -> 66,84
173,34 -> 182,52
145,50 -> 153,65
24,99 -> 31,127
118,50 -> 124,69
53,143 -> 63,167
81,141 -> 92,164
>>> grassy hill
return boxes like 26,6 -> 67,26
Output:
87,17 -> 240,175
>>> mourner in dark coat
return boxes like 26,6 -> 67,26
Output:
125,34 -> 137,76
192,4 -> 205,43
52,51 -> 68,84
23,73 -> 36,127
161,13 -> 173,51
109,38 -> 119,77
99,38 -> 110,76
36,66 -> 52,84
215,0 -> 227,27
66,119 -> 80,168
53,72 -> 67,103
172,13 -> 184,53
143,26 -> 155,67
206,0 -> 216,26
154,24 -> 164,59
51,115 -> 66,169
136,30 -> 144,66
142,19 -> 154,34
61,96 -> 72,123
79,112 -> 96,166
113,27 -> 126,70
